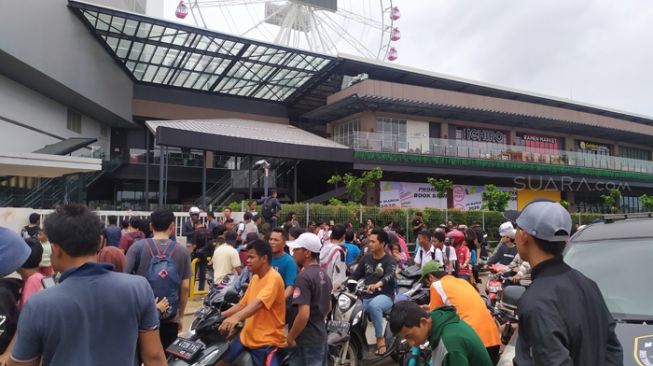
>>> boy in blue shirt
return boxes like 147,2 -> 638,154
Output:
343,230 -> 361,266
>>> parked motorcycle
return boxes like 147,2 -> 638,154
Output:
328,279 -> 404,366
488,285 -> 525,345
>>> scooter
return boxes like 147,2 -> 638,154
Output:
485,264 -> 512,306
190,273 -> 243,331
328,279 -> 403,366
487,285 -> 524,345
167,308 -> 288,366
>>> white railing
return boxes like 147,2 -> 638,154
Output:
333,132 -> 653,174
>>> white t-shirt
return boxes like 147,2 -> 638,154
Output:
212,244 -> 242,283
415,245 -> 439,268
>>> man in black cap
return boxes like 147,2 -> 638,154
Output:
508,200 -> 622,365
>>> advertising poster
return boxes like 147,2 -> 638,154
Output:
451,185 -> 517,210
379,181 -> 447,209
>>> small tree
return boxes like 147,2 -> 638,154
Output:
559,199 -> 570,211
427,177 -> 453,222
641,194 -> 653,212
600,188 -> 621,213
481,184 -> 512,212
327,167 -> 383,204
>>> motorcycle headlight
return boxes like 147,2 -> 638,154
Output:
338,295 -> 352,311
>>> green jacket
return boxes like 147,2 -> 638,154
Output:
429,306 -> 493,366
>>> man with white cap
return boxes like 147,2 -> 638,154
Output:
487,221 -> 518,266
507,200 -> 622,365
287,233 -> 332,366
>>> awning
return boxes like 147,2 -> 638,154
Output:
146,119 -> 353,163
0,153 -> 102,178
32,137 -> 97,155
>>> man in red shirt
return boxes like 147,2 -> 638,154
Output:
118,217 -> 145,253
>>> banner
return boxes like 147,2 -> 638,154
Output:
379,181 -> 447,209
451,185 -> 517,210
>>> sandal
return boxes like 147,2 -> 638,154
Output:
374,344 -> 387,356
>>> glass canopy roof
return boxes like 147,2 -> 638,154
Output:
69,1 -> 335,102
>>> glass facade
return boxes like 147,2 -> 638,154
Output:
619,146 -> 651,161
376,117 -> 407,151
333,119 -> 360,147
71,3 -> 334,101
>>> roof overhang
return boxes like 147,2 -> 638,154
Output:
0,153 -> 102,178
146,119 -> 353,163
303,94 -> 653,146
32,137 -> 97,155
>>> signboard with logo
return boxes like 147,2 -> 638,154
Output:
454,126 -> 507,144
379,181 -> 446,209
451,185 -> 517,210
516,133 -> 562,151
577,140 -> 610,155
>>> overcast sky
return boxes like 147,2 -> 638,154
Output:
164,0 -> 653,117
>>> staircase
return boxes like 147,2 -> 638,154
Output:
1,159 -> 124,208
196,159 -> 299,209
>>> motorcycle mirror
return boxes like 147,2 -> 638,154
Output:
501,285 -> 526,308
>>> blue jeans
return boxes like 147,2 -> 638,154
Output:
362,294 -> 393,338
288,343 -> 328,366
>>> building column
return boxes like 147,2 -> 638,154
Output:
158,144 -> 164,206
202,150 -> 207,210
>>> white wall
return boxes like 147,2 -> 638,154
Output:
407,120 -> 430,152
0,74 -> 110,158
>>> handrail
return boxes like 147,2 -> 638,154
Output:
334,132 -> 653,175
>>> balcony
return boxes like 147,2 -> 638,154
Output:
334,132 -> 653,178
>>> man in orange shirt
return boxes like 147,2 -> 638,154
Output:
218,239 -> 287,366
420,261 -> 501,364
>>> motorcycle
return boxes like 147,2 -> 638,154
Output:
487,285 -> 525,345
168,272 -> 252,365
485,264 -> 512,306
328,279 -> 404,366
190,273 -> 243,331
395,265 -> 425,300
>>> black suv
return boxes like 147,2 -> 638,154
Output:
564,213 -> 653,365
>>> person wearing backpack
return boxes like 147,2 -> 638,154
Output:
320,224 -> 347,289
260,190 -> 282,228
414,230 -> 438,269
9,205 -> 167,366
434,230 -> 458,276
125,208 -> 192,350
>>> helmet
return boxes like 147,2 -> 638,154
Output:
445,230 -> 465,246
189,206 -> 200,215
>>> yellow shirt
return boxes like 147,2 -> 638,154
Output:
429,275 -> 501,348
239,269 -> 287,348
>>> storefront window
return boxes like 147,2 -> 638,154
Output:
376,117 -> 407,150
333,119 -> 360,147
515,133 -> 562,154
619,146 -> 650,161
576,140 -> 611,156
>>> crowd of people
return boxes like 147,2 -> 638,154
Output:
0,198 -> 624,366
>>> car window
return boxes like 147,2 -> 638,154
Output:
564,238 -> 653,320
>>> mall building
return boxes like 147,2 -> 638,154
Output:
1,0 -> 652,213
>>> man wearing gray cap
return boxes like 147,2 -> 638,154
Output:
508,200 -> 622,366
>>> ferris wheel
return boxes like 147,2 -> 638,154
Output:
173,0 -> 402,61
